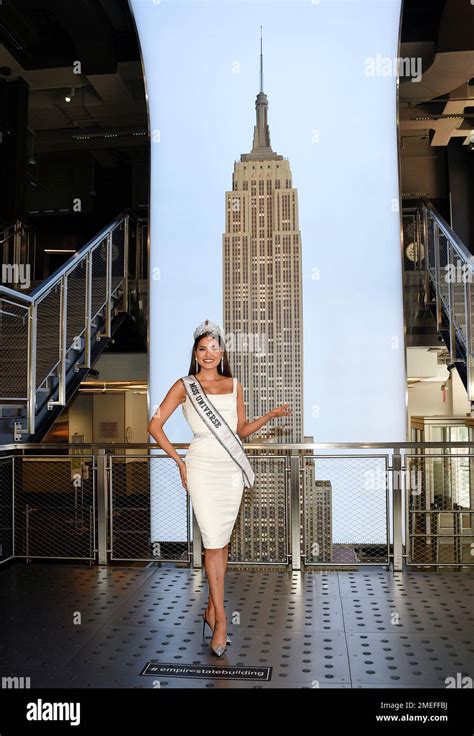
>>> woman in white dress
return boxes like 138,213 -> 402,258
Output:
147,320 -> 291,656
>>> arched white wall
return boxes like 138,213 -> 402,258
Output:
130,0 -> 406,542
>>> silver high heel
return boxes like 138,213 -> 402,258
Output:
201,611 -> 231,645
210,623 -> 228,657
210,640 -> 227,657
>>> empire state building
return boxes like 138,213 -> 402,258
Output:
222,32 -> 332,564
222,33 -> 304,444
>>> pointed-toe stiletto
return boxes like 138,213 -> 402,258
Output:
201,612 -> 231,645
210,641 -> 227,657
209,617 -> 228,656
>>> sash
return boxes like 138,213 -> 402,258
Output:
181,375 -> 255,490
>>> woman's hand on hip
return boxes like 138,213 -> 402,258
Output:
177,459 -> 188,492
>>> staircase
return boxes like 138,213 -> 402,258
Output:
411,200 -> 474,409
0,213 -> 136,442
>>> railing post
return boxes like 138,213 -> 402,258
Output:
433,223 -> 442,330
123,216 -> 129,313
60,276 -> 67,405
27,303 -> 37,435
290,450 -> 301,571
105,232 -> 112,338
392,449 -> 403,572
51,276 -> 67,407
464,277 -> 474,410
447,244 -> 457,361
454,507 -> 461,566
84,252 -> 92,368
415,209 -> 422,271
192,509 -> 202,569
422,207 -> 430,305
96,448 -> 108,565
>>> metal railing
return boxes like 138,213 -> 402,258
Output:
418,199 -> 474,404
134,217 -> 148,282
405,449 -> 474,566
0,214 -> 130,436
0,441 -> 472,571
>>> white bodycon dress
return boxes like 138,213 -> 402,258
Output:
181,376 -> 245,549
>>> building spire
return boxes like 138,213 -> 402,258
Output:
240,26 -> 282,162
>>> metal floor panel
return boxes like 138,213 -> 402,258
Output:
0,563 -> 472,689
341,598 -> 474,634
63,625 -> 351,686
104,591 -> 346,632
347,633 -> 474,687
0,626 -> 100,669
338,570 -> 474,598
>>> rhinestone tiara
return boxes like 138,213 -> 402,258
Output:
193,319 -> 224,341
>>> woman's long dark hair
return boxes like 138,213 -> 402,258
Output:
187,331 -> 233,377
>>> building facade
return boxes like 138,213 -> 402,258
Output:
222,38 -> 332,562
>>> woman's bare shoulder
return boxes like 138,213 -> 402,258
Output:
168,377 -> 186,403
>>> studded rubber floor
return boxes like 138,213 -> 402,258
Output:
0,563 -> 473,689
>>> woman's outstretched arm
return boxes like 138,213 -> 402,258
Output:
235,380 -> 292,439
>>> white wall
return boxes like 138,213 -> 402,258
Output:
408,371 -> 470,423
67,350 -> 148,449
130,0 -> 406,542
94,353 -> 146,381
69,391 -> 148,448
407,347 -> 470,424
